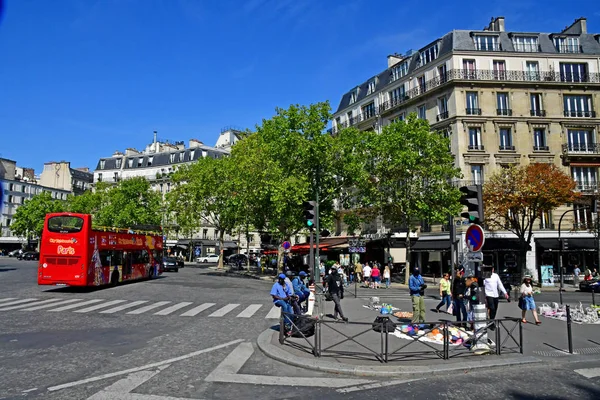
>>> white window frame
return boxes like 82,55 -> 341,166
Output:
530,93 -> 543,114
367,80 -> 376,95
499,128 -> 512,149
419,44 -> 438,67
471,165 -> 483,184
417,105 -> 426,120
391,61 -> 408,82
564,95 -> 592,117
468,127 -> 482,149
473,35 -> 499,51
466,91 -> 479,112
533,128 -> 547,149
497,92 -> 509,112
437,96 -> 448,115
560,63 -> 587,83
572,166 -> 597,191
554,37 -> 580,53
567,129 -> 594,152
513,36 -> 539,52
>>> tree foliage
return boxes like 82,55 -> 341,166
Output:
10,191 -> 65,241
484,163 -> 579,251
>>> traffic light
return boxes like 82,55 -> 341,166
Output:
302,201 -> 316,229
459,185 -> 483,224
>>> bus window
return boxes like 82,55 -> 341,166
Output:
47,216 -> 84,233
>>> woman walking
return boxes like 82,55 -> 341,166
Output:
371,264 -> 381,289
435,272 -> 452,313
383,265 -> 391,289
520,275 -> 541,325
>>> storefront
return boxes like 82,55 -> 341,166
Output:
536,237 -> 598,275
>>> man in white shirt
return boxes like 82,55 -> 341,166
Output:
483,267 -> 509,320
362,263 -> 372,288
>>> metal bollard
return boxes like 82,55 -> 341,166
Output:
566,304 -> 573,354
559,286 -> 563,305
592,290 -> 596,307
471,304 -> 491,354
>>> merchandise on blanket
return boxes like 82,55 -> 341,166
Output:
393,311 -> 413,318
394,324 -> 471,346
370,297 -> 380,307
379,303 -> 394,315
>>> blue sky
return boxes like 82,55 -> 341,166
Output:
0,0 -> 598,172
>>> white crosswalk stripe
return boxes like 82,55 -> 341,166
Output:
74,300 -> 127,313
127,301 -> 171,315
180,303 -> 216,317
99,300 -> 148,314
0,298 -> 38,308
0,298 -> 65,311
154,302 -> 193,316
209,303 -> 239,317
574,367 -> 600,378
236,304 -> 262,318
21,298 -> 83,311
265,305 -> 280,319
48,299 -> 104,312
0,298 -> 17,304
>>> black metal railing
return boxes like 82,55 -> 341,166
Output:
533,145 -> 549,151
574,183 -> 598,193
357,111 -> 376,123
530,109 -> 546,117
499,145 -> 515,151
513,43 -> 541,52
468,144 -> 485,151
475,44 -> 502,51
466,108 -> 482,115
562,143 -> 600,154
497,108 -> 512,116
436,111 -> 449,121
564,110 -> 596,118
539,222 -> 556,230
279,312 -> 523,362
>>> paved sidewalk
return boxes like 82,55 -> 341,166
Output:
257,294 -> 600,377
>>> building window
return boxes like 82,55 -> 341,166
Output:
203,229 -> 208,239
473,35 -> 500,51
564,95 -> 593,117
530,93 -> 545,116
346,111 -> 354,125
170,153 -> 176,163
554,37 -> 580,53
471,165 -> 483,184
468,128 -> 482,150
574,204 -> 591,229
416,75 -> 426,94
438,64 -> 448,83
496,93 -> 510,115
8,195 -> 13,203
99,160 -> 105,169
98,173 -> 102,182
463,59 -> 476,79
147,156 -> 153,167
361,102 -> 376,119
499,128 -> 513,150
127,158 -> 133,168
349,90 -> 358,105
492,60 -> 506,80
392,113 -> 405,123
113,172 -> 118,181
389,85 -> 406,105
190,150 -> 196,160
533,129 -> 548,150
540,210 -> 552,229
525,61 -> 540,81
391,61 -> 409,82
8,183 -> 13,191
437,97 -> 448,120
367,79 -> 376,95
560,63 -> 587,82
466,92 -> 480,115
417,105 -> 426,120
513,36 -> 539,52
572,166 -> 597,192
137,157 -> 143,167
418,44 -> 438,67
179,152 -> 185,162
567,129 -> 594,152
115,159 -> 122,168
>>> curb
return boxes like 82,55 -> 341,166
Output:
256,329 -> 542,378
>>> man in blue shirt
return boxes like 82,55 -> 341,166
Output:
409,267 -> 427,323
271,273 -> 293,325
292,271 -> 310,305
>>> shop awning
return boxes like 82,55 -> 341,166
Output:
482,238 -> 528,252
411,238 -> 451,252
537,238 -> 597,251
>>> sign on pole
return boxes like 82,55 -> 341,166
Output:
282,241 -> 291,250
465,224 -> 485,252
466,251 -> 483,262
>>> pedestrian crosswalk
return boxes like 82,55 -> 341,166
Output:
0,297 -> 282,319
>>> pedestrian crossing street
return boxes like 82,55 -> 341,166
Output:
0,297 -> 282,319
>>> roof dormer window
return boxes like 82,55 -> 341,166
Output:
512,36 -> 539,52
137,157 -> 143,167
179,152 -> 185,162
349,89 -> 358,105
391,61 -> 408,82
554,36 -> 580,53
473,35 -> 500,51
418,43 -> 438,67
147,156 -> 153,167
170,153 -> 176,163
115,159 -> 122,168
367,79 -> 376,95
128,158 -> 133,168
99,160 -> 105,169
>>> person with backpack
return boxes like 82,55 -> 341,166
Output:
325,268 -> 348,321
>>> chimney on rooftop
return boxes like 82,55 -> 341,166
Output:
485,16 -> 505,32
561,17 -> 587,34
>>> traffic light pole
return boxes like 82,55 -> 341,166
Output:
309,230 -> 315,278
315,168 -> 321,282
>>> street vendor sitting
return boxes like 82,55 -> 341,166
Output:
292,271 -> 310,305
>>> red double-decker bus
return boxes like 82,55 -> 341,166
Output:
38,212 -> 164,287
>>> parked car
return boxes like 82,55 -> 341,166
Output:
18,251 -> 39,261
8,249 -> 22,257
162,257 -> 179,272
196,254 -> 220,263
227,253 -> 249,267
579,278 -> 600,293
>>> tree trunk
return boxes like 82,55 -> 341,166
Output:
246,225 -> 251,272
404,234 -> 411,285
277,244 -> 284,274
218,231 -> 225,270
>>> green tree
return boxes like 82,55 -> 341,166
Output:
66,190 -> 102,215
484,163 -> 579,279
350,114 -> 463,283
93,177 -> 162,228
10,192 -> 65,247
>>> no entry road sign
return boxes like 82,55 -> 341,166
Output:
465,224 -> 485,252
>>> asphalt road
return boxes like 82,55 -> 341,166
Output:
1,257 -> 600,400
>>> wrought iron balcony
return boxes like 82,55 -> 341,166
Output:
533,145 -> 549,151
497,108 -> 512,116
530,109 -> 546,117
538,223 -> 555,230
466,108 -> 482,115
513,43 -> 541,52
436,111 -> 449,121
357,111 -> 376,124
564,110 -> 596,118
499,145 -> 515,151
562,143 -> 600,154
475,43 -> 502,51
468,144 -> 485,151
574,182 -> 598,193
374,68 -> 600,116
